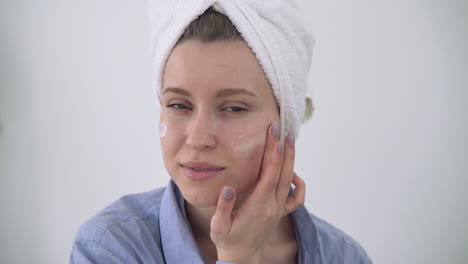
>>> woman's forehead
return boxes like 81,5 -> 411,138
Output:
162,40 -> 272,98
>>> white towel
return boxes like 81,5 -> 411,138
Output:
148,0 -> 315,140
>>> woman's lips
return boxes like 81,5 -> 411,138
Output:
181,162 -> 225,181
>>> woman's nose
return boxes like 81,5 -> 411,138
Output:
185,111 -> 217,151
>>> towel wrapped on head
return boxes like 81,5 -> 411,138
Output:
148,0 -> 315,140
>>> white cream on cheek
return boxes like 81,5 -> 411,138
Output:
159,122 -> 168,138
231,132 -> 266,154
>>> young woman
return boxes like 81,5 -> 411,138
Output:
71,3 -> 372,264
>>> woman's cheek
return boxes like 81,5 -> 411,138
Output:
159,117 -> 184,142
228,130 -> 268,191
159,119 -> 183,163
159,122 -> 168,138
159,121 -> 170,170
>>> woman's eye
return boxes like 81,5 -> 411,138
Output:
167,104 -> 190,110
225,106 -> 247,112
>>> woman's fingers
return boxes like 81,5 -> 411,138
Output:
284,173 -> 306,215
210,186 -> 237,242
276,132 -> 295,203
254,138 -> 285,202
260,121 -> 279,170
251,122 -> 284,202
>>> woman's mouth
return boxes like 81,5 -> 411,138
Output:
181,162 -> 225,181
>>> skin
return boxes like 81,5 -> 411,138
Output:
160,40 -> 306,264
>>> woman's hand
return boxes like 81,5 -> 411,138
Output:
210,121 -> 306,263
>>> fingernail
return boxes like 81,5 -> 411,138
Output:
222,187 -> 234,200
271,121 -> 279,139
277,138 -> 285,153
287,132 -> 295,147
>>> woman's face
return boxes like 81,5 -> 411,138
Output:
160,40 -> 279,208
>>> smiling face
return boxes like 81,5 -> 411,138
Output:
160,40 -> 279,208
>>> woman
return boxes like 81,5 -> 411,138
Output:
71,2 -> 372,264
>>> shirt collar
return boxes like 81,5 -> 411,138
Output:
159,180 -> 205,264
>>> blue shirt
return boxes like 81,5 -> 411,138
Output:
70,181 -> 372,263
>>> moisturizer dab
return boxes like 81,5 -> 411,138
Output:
232,134 -> 265,153
159,122 -> 167,138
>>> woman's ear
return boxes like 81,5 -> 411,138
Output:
302,97 -> 313,123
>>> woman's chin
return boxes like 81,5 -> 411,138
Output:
173,174 -> 259,209
180,187 -> 220,208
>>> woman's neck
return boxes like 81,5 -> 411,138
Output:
184,202 -> 215,240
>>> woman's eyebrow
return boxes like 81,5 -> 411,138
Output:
162,87 -> 257,98
163,87 -> 191,96
216,88 -> 257,98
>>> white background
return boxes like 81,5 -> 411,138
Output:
1,0 -> 467,263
